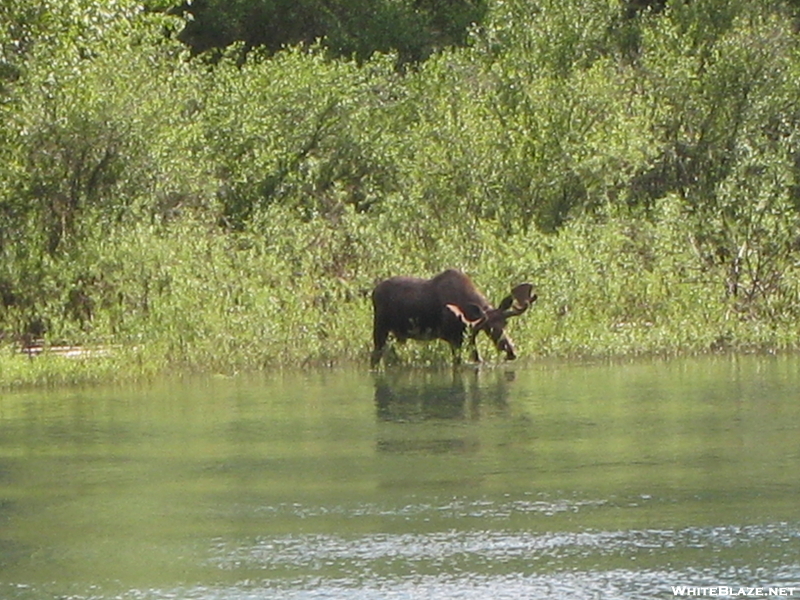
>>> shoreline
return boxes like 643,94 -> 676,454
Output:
2,340 -> 795,391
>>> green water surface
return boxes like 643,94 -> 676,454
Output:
1,355 -> 799,599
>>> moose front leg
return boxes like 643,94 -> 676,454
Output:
449,343 -> 463,365
445,304 -> 485,364
468,328 -> 482,363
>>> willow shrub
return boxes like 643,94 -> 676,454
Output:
201,48 -> 407,228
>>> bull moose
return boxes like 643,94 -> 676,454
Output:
370,269 -> 537,367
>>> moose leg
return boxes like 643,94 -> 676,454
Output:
449,342 -> 463,366
468,329 -> 481,363
371,319 -> 390,368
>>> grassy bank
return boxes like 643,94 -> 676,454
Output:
3,202 -> 798,388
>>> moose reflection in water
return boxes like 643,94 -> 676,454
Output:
373,368 -> 515,423
373,368 -> 515,467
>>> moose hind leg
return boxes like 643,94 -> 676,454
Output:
371,321 -> 390,368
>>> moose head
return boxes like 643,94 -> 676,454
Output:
446,283 -> 537,361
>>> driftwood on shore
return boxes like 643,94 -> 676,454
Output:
19,344 -> 114,359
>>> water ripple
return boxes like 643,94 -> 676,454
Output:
32,566 -> 799,600
209,521 -> 800,571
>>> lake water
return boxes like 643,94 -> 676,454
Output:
1,355 -> 799,599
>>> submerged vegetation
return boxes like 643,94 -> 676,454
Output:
2,0 -> 800,386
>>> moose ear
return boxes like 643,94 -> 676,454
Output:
446,303 -> 485,326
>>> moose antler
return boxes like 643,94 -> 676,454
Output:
501,283 -> 536,317
446,303 -> 486,327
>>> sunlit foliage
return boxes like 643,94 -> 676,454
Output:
2,0 -> 800,384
